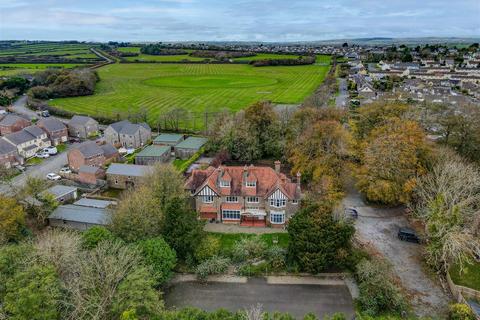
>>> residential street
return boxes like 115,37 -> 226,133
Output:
0,148 -> 69,195
342,185 -> 451,317
165,277 -> 354,318
11,95 -> 69,124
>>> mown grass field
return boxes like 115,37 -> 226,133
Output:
50,60 -> 331,126
0,63 -> 85,76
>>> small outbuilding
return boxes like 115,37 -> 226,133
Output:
135,145 -> 170,165
174,137 -> 207,160
153,133 -> 184,146
40,185 -> 78,203
74,198 -> 117,208
106,163 -> 152,189
48,204 -> 110,231
77,165 -> 105,185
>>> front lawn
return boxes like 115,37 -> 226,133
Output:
26,157 -> 43,165
207,232 -> 289,256
56,143 -> 67,153
450,261 -> 480,291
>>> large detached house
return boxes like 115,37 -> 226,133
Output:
37,118 -> 68,145
185,161 -> 301,228
104,120 -> 151,149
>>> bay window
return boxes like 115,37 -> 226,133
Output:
222,210 -> 240,220
270,212 -> 285,224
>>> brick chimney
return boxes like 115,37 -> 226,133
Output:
296,171 -> 301,193
274,160 -> 281,174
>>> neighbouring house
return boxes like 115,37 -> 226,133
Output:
37,118 -> 68,145
106,163 -> 152,189
67,115 -> 99,139
0,114 -> 31,135
174,136 -> 207,160
0,137 -> 21,168
67,141 -> 118,171
185,161 -> 301,228
135,145 -> 170,165
77,165 -> 105,185
40,185 -> 78,203
48,204 -> 111,230
153,133 -> 184,147
3,125 -> 51,158
104,120 -> 151,149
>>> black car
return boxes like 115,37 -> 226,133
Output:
398,227 -> 420,243
344,207 -> 359,219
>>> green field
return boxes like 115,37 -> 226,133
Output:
0,63 -> 84,76
50,60 -> 330,126
450,261 -> 480,291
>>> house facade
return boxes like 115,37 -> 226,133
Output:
104,120 -> 151,149
67,115 -> 99,139
0,138 -> 21,168
37,118 -> 68,145
185,161 -> 301,228
3,125 -> 51,158
67,141 -> 118,171
0,114 -> 31,135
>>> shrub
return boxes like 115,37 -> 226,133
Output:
265,245 -> 287,270
237,261 -> 270,277
448,303 -> 475,320
231,236 -> 267,262
356,258 -> 407,316
81,226 -> 116,249
136,237 -> 177,285
195,256 -> 230,280
194,235 -> 221,263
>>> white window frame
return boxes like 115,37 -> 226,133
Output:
270,212 -> 285,224
246,181 -> 256,187
270,199 -> 286,208
202,195 -> 214,203
225,196 -> 238,203
222,210 -> 241,220
220,180 -> 230,187
246,196 -> 259,203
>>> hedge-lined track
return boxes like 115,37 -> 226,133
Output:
50,61 -> 330,127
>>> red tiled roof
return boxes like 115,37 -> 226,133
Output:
222,203 -> 242,210
199,205 -> 217,213
186,164 -> 300,200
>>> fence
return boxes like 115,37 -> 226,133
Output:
447,272 -> 480,319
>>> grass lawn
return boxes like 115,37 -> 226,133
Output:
208,232 -> 289,255
50,62 -> 330,129
56,143 -> 67,153
99,188 -> 125,199
450,261 -> 480,291
0,63 -> 86,76
26,157 -> 43,165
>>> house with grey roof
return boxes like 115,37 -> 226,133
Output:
67,115 -> 99,139
3,125 -> 51,158
135,145 -> 170,165
0,114 -> 31,135
67,141 -> 118,171
104,120 -> 151,149
48,204 -> 111,231
106,163 -> 152,189
37,118 -> 68,145
40,185 -> 78,203
174,136 -> 208,160
0,137 -> 21,168
74,198 -> 116,208
153,133 -> 184,146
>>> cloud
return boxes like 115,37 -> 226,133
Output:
0,0 -> 479,41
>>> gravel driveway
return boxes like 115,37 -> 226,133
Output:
342,186 -> 451,317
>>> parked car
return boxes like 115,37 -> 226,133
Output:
59,167 -> 72,174
43,146 -> 58,155
35,151 -> 50,159
46,173 -> 61,181
69,137 -> 81,143
15,165 -> 26,172
398,227 -> 420,243
344,207 -> 359,219
36,110 -> 50,117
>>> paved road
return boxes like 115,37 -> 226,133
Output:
11,95 -> 69,124
342,186 -> 450,317
165,278 -> 354,318
336,78 -> 348,108
0,147 -> 69,195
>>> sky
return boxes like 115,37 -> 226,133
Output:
1,0 -> 479,42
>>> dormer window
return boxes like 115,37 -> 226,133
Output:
220,180 -> 230,187
246,181 -> 256,187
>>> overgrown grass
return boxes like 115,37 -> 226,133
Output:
26,157 -> 43,165
450,261 -> 480,291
